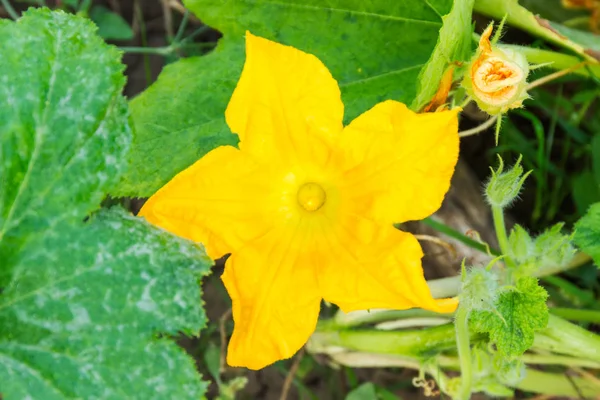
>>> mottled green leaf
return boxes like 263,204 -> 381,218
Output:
574,202 -> 600,266
115,0 -> 460,197
0,209 -> 212,399
471,277 -> 549,357
0,9 -> 211,399
0,9 -> 130,249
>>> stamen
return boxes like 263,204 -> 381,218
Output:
297,182 -> 326,211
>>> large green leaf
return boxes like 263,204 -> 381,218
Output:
114,0 -> 473,197
0,209 -> 211,399
0,9 -> 211,399
0,8 -> 130,248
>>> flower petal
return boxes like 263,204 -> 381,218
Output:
226,32 -> 344,168
340,100 -> 459,224
318,217 -> 457,314
223,226 -> 322,370
138,146 -> 273,259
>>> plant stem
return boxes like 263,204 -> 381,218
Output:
550,307 -> 600,324
333,308 -> 452,328
422,217 -> 499,255
458,115 -> 499,138
1,0 -> 19,20
427,251 -> 590,299
174,10 -> 190,43
521,353 -> 600,368
527,61 -> 590,90
516,368 -> 600,397
454,306 -> 472,400
491,205 -> 516,270
500,44 -> 600,78
119,46 -> 172,56
534,314 -> 600,362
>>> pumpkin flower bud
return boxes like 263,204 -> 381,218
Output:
463,23 -> 530,115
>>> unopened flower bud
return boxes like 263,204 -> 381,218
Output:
534,223 -> 576,267
507,224 -> 534,264
485,155 -> 531,208
463,23 -> 530,115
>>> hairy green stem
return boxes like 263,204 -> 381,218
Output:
491,206 -> 516,270
1,0 -> 19,20
454,306 -> 472,400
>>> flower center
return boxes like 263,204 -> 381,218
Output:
297,182 -> 326,212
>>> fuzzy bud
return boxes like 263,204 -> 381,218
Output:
460,266 -> 500,312
534,223 -> 576,267
485,155 -> 531,208
462,23 -> 530,115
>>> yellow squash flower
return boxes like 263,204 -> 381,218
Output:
140,32 -> 460,370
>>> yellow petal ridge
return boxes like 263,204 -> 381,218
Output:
340,100 -> 460,225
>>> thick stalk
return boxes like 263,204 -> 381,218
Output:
454,306 -> 472,400
534,314 -> 600,362
516,368 -> 600,397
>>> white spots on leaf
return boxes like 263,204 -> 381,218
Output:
136,278 -> 158,312
66,304 -> 91,331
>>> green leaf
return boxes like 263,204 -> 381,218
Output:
90,5 -> 134,41
346,383 -> 379,400
470,277 -> 549,357
411,0 -> 475,110
474,0 -> 600,63
572,171 -> 600,216
0,9 -> 212,399
204,342 -> 222,384
0,9 -> 130,250
115,0 -> 461,196
591,134 -> 600,185
0,208 -> 212,399
574,202 -> 600,266
113,40 -> 241,197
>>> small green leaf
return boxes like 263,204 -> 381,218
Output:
90,5 -> 134,41
471,277 -> 549,357
573,172 -> 600,216
346,383 -> 379,400
574,202 -> 600,266
204,342 -> 222,384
